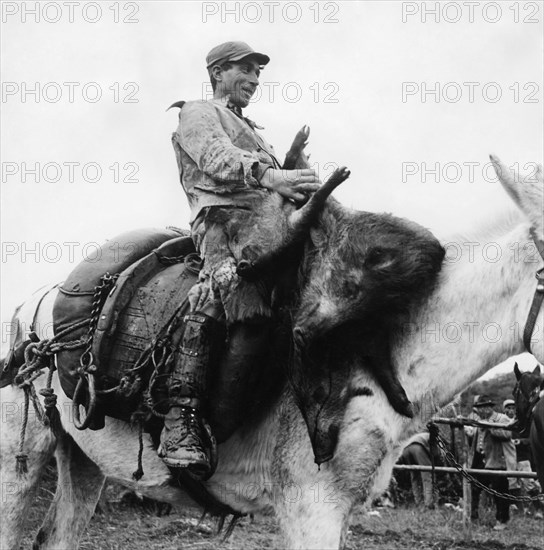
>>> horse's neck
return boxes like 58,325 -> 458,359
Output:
396,219 -> 537,411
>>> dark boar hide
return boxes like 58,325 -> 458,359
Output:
292,200 -> 445,462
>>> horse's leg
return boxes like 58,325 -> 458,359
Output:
271,413 -> 354,550
274,486 -> 352,550
0,388 -> 57,550
33,432 -> 106,550
272,395 -> 402,549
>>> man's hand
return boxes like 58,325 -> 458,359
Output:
260,168 -> 321,203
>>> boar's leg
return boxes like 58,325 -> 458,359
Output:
283,125 -> 310,169
371,358 -> 413,417
364,329 -> 413,418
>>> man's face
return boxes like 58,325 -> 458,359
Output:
504,405 -> 516,419
216,58 -> 261,108
477,405 -> 493,419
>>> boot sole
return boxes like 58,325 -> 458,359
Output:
160,454 -> 211,475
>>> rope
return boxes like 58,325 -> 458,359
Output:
11,301 -> 102,472
49,318 -> 90,343
132,421 -> 145,481
28,382 -> 45,421
15,390 -> 30,476
10,271 -> 182,477
155,253 -> 187,265
39,384 -> 62,437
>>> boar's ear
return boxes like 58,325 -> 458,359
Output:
533,364 -> 541,375
310,226 -> 327,248
309,200 -> 341,248
514,362 -> 522,381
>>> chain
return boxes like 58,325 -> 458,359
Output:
434,431 -> 544,503
79,272 -> 119,371
70,273 -> 119,429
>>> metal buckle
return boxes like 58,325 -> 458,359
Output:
536,266 -> 544,292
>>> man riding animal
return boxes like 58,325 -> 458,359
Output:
161,41 -> 326,478
162,41 -> 414,478
3,41 -> 418,480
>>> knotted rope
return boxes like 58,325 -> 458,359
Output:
15,390 -> 30,475
13,320 -> 89,476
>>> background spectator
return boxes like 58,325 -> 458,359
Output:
398,432 -> 439,508
469,395 -> 516,530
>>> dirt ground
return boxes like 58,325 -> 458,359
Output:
17,476 -> 544,550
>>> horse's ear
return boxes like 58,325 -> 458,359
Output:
490,155 -> 544,241
533,364 -> 541,375
514,362 -> 522,381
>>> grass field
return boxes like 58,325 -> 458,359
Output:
16,470 -> 544,550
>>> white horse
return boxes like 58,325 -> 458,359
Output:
1,156 -> 542,549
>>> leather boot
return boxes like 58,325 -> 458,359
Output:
158,313 -> 221,479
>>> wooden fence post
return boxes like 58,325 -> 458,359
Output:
459,427 -> 472,539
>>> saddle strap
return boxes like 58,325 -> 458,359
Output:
523,266 -> 544,353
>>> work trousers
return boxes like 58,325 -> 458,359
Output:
471,451 -> 511,524
401,443 -> 434,507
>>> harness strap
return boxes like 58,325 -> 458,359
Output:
523,227 -> 544,354
523,267 -> 544,353
529,382 -> 543,416
531,227 -> 544,260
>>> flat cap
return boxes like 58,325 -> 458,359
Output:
473,394 -> 495,408
503,399 -> 515,408
206,41 -> 270,68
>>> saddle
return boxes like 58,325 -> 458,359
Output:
52,227 -> 206,429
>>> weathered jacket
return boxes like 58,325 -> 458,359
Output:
470,411 -> 517,471
171,98 -> 282,222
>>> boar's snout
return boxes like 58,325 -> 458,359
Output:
294,302 -> 337,345
312,423 -> 340,466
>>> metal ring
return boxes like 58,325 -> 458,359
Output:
79,350 -> 93,368
72,372 -> 96,430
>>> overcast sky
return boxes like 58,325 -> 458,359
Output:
1,1 -> 543,372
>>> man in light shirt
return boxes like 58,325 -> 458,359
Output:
469,395 -> 516,530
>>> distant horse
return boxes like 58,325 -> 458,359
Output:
1,155 -> 543,550
513,363 -> 544,488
